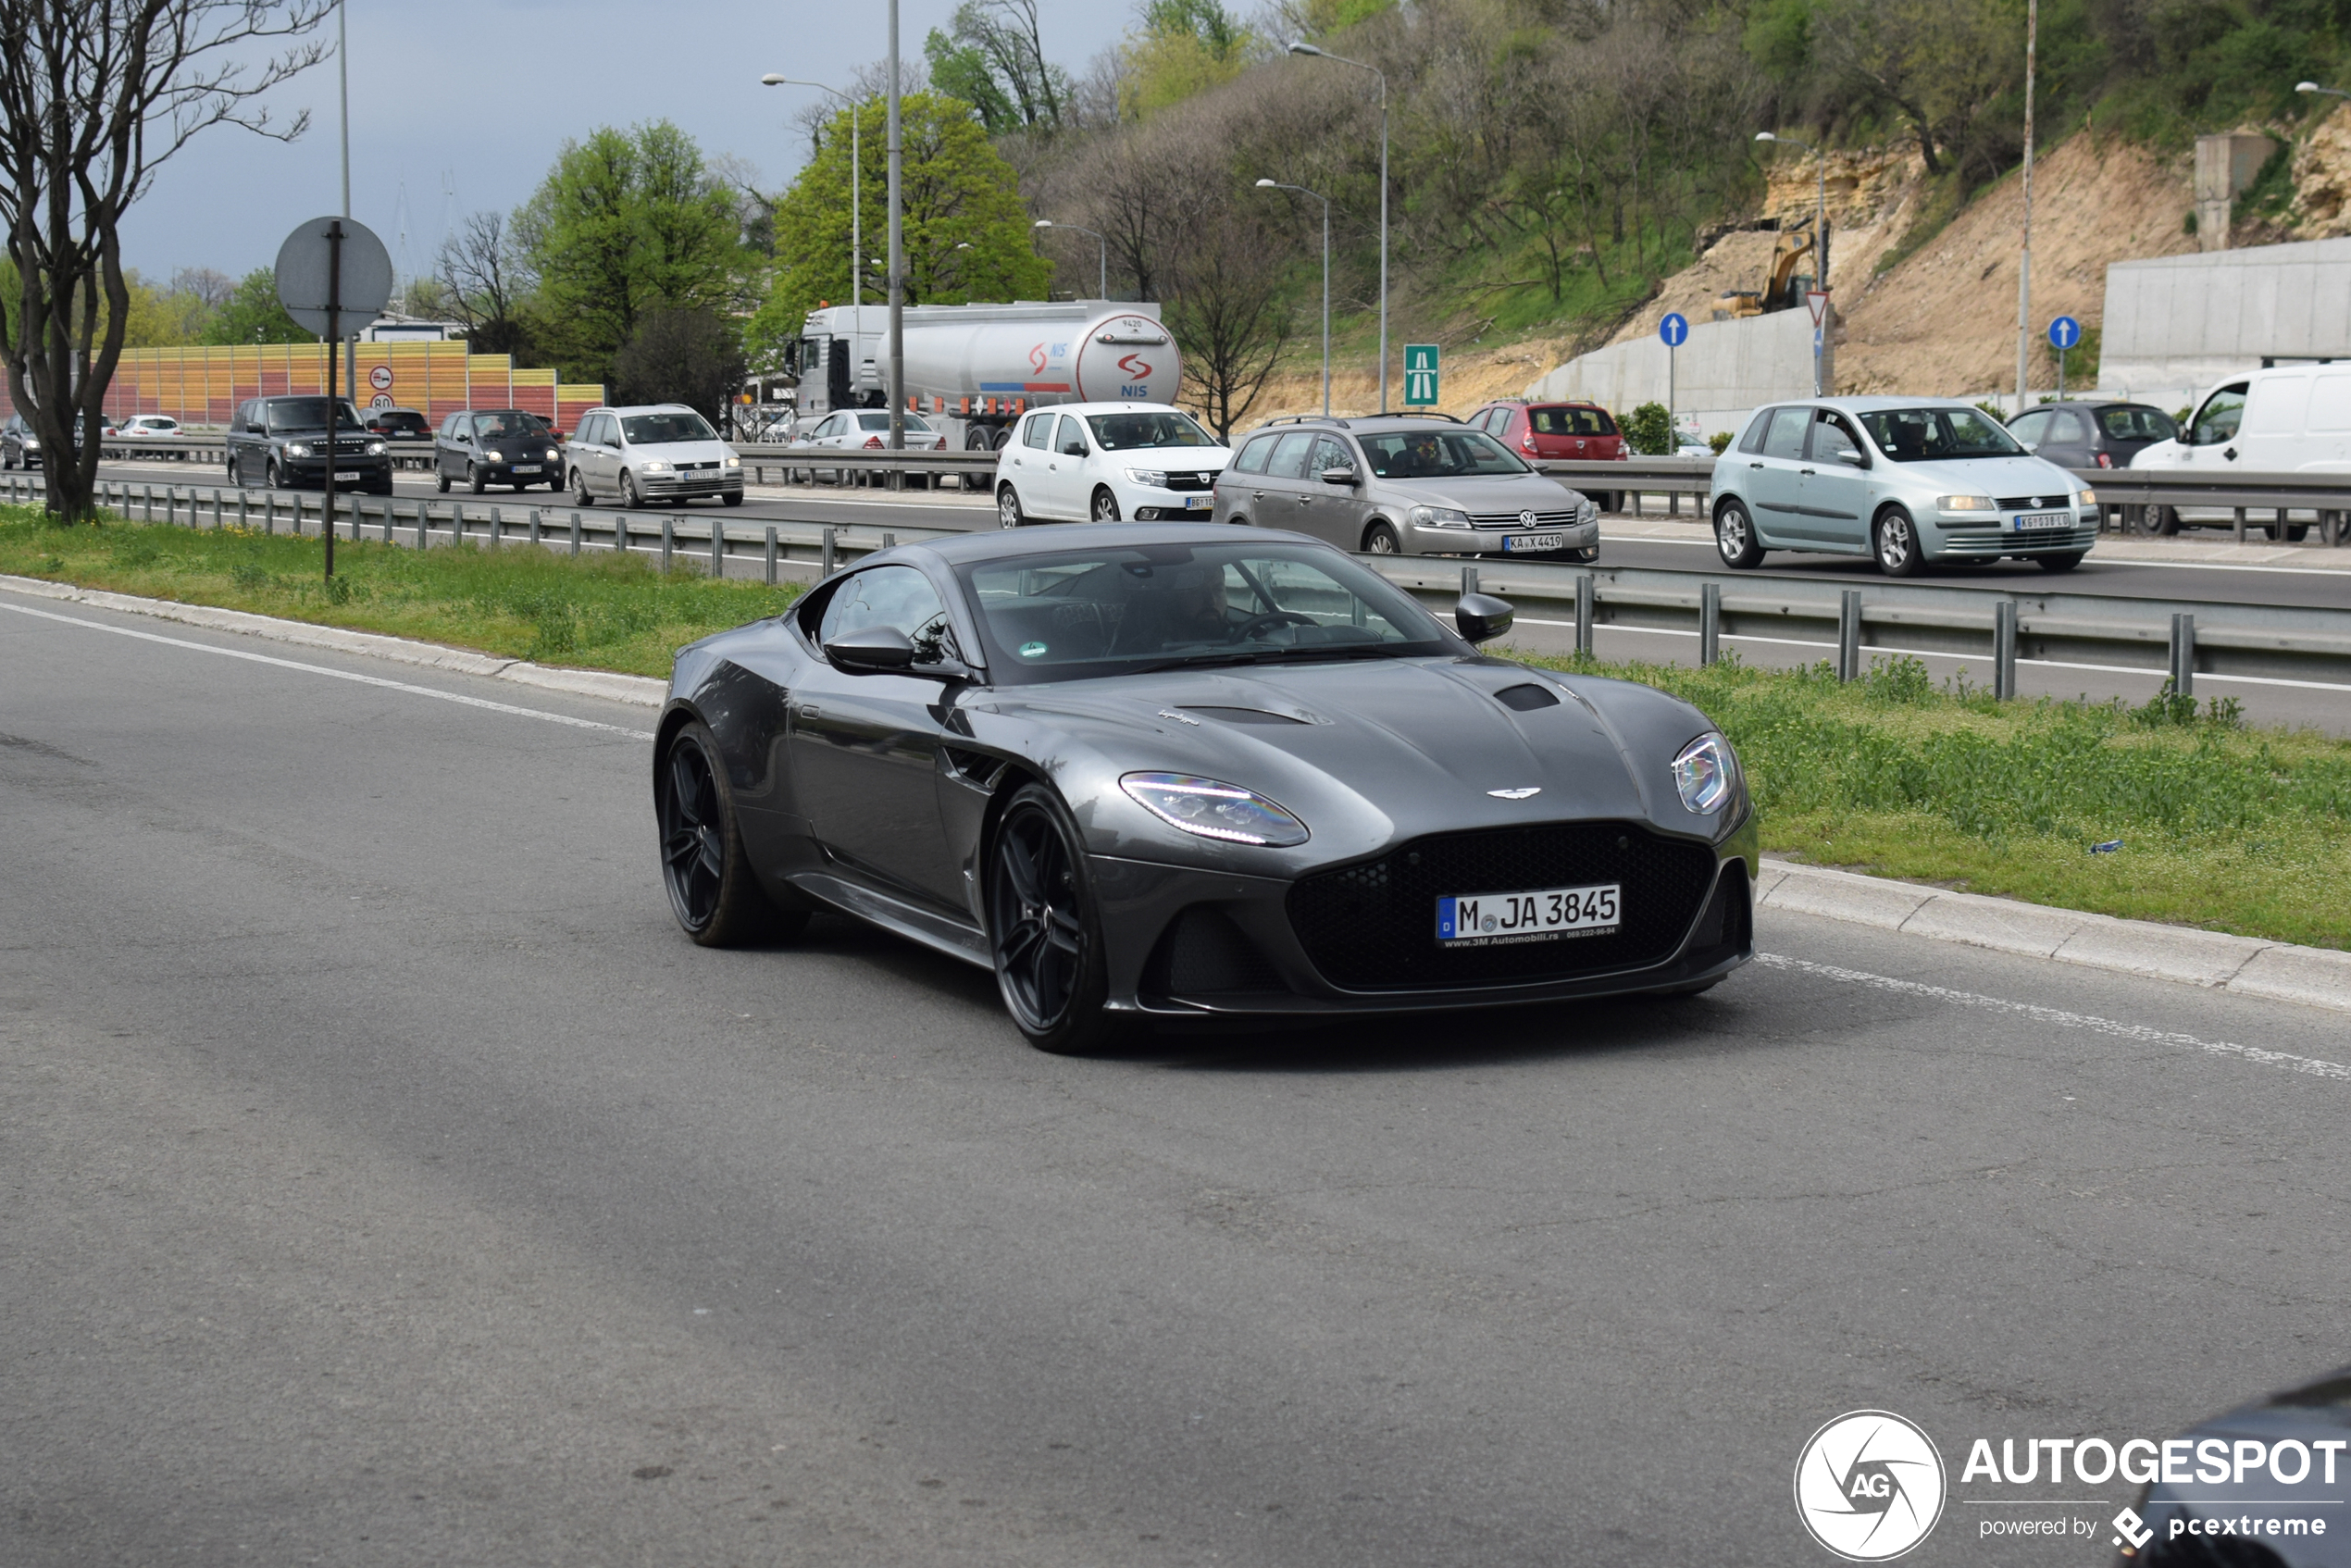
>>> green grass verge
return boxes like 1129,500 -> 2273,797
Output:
1507,647 -> 2351,952
0,505 -> 802,678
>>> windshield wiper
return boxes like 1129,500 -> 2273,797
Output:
1125,650 -> 1272,675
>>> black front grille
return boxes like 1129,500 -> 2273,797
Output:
1164,471 -> 1213,492
1287,822 -> 1718,990
1996,494 -> 2075,510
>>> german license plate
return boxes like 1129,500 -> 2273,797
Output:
1437,883 -> 1621,945
513,464 -> 541,474
333,470 -> 361,481
1503,533 -> 1565,553
1184,494 -> 1214,510
2010,510 -> 2068,531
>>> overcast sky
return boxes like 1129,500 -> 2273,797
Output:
124,0 -> 1133,288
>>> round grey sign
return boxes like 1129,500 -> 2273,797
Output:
273,217 -> 393,338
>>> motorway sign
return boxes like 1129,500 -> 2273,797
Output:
2048,315 -> 2083,351
1403,343 -> 1439,406
1659,312 -> 1688,347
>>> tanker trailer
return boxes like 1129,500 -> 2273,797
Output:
792,301 -> 1181,450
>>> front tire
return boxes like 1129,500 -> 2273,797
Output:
988,784 -> 1126,1055
1090,488 -> 1122,522
2035,551 -> 2086,572
1362,521 -> 1400,554
1873,508 -> 1926,577
722,490 -> 743,506
1714,499 -> 1764,568
434,467 -> 451,494
997,483 -> 1026,529
571,467 -> 595,506
621,470 -> 644,508
467,463 -> 486,495
656,721 -> 802,947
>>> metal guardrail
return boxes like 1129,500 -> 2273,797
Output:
14,469 -> 2349,694
95,434 -> 440,471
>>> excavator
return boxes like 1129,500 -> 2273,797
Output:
1717,215 -> 1823,319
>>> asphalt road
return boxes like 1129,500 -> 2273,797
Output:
6,581 -> 2347,1566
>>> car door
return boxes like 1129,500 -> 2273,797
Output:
2183,382 -> 2248,470
586,414 -> 621,492
1742,405 -> 1813,544
1294,434 -> 1362,546
1797,410 -> 1872,552
2006,408 -> 2053,456
2040,408 -> 2096,472
1252,430 -> 1318,536
1001,412 -> 1052,507
1039,414 -> 1091,518
787,565 -> 963,908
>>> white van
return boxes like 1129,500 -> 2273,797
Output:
2128,364 -> 2351,536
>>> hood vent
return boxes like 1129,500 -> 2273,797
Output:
1181,705 -> 1312,726
1493,683 -> 1561,712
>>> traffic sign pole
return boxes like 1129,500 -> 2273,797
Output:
2046,316 -> 2081,402
1658,314 -> 1688,431
324,220 -> 342,580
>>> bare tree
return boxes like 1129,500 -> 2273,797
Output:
168,265 -> 235,310
434,210 -> 534,357
0,0 -> 331,519
1167,208 -> 1293,439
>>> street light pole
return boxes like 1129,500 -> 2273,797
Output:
2015,0 -> 2036,416
761,75 -> 862,407
1033,220 -> 1109,299
1289,43 -> 1387,413
888,0 -> 904,453
1256,179 -> 1331,417
339,0 -> 355,408
1755,131 -> 1828,396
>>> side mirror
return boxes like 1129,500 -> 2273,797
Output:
1319,466 -> 1359,485
1832,445 -> 1868,467
823,623 -> 918,671
1454,592 -> 1515,644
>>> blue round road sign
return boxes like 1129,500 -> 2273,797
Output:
1660,312 -> 1689,347
2047,315 -> 2082,351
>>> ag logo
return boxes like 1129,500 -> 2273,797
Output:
1794,1411 -> 1947,1561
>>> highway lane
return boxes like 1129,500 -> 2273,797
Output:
5,582 -> 2347,1566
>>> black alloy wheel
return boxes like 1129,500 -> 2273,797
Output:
1873,508 -> 1926,577
988,784 -> 1124,1054
1091,489 -> 1122,522
656,722 -> 802,947
1715,499 -> 1764,568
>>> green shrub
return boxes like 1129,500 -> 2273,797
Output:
1623,401 -> 1673,454
1709,430 -> 1734,454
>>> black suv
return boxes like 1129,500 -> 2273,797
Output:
225,396 -> 394,492
362,406 -> 432,442
433,407 -> 564,493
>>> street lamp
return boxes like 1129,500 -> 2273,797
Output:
1289,41 -> 1388,413
1256,178 -> 1331,416
762,76 -> 862,331
2298,81 -> 2351,101
1034,219 -> 1108,300
1756,131 -> 1828,396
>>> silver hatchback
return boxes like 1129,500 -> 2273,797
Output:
1709,397 -> 2097,575
1213,415 -> 1599,560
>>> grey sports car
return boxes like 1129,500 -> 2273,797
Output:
653,523 -> 1757,1052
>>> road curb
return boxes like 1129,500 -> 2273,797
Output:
1757,858 -> 2351,1014
0,574 -> 666,708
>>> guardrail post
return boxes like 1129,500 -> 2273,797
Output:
882,532 -> 896,549
765,526 -> 778,586
569,511 -> 582,557
142,483 -> 153,521
1461,565 -> 1479,597
661,516 -> 675,573
263,492 -> 275,534
616,515 -> 628,558
413,502 -> 427,550
1699,581 -> 1721,666
490,507 -> 504,549
709,520 -> 724,578
1668,489 -> 1681,517
822,526 -> 836,578
1993,600 -> 2019,700
2233,506 -> 2246,543
1630,488 -> 1643,518
212,491 -> 223,529
1837,590 -> 1862,681
1574,573 -> 1595,656
2170,613 -> 2196,696
528,507 -> 541,547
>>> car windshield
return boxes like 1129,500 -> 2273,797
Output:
267,398 -> 365,433
1856,407 -> 2023,462
1085,410 -> 1214,450
621,411 -> 717,444
1360,428 -> 1529,479
854,412 -> 933,432
473,410 -> 546,438
958,541 -> 1454,684
2099,405 -> 2176,442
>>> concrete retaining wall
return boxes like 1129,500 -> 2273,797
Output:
1523,306 -> 1830,439
2101,236 -> 2351,392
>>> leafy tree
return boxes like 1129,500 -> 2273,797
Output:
1623,401 -> 1673,455
514,122 -> 752,387
612,308 -> 745,426
921,1 -> 1068,133
200,268 -> 313,344
1119,0 -> 1254,119
752,93 -> 1052,363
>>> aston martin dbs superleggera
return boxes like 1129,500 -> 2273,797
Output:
654,523 -> 1756,1052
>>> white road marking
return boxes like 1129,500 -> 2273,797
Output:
1756,952 -> 2351,1082
0,599 -> 656,740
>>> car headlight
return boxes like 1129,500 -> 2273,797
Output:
284,442 -> 311,457
1120,772 -> 1309,847
482,448 -> 504,462
1671,733 -> 1739,815
546,447 -> 562,462
1126,467 -> 1171,488
1410,504 -> 1473,529
640,460 -> 671,474
724,454 -> 741,468
367,440 -> 386,455
2076,488 -> 2097,506
1937,494 -> 1996,512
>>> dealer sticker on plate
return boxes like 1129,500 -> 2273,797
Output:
1437,883 -> 1621,945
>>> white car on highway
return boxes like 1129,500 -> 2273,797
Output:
993,402 -> 1232,527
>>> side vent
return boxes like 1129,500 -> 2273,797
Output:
1143,906 -> 1288,997
942,746 -> 1010,790
1494,682 -> 1561,712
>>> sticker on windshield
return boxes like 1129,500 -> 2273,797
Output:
1019,641 -> 1048,658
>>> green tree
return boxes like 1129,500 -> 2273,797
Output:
514,122 -> 751,386
920,1 -> 1068,134
752,93 -> 1052,363
199,268 -> 313,344
1119,0 -> 1253,119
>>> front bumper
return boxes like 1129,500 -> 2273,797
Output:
1089,811 -> 1758,1018
1931,516 -> 2098,558
638,469 -> 743,499
281,456 -> 393,488
1403,519 -> 1601,559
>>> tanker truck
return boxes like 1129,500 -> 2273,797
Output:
781,300 -> 1182,450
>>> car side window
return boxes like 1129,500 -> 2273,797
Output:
2007,409 -> 2049,447
1737,409 -> 1778,454
2192,385 -> 2247,446
1810,412 -> 1864,464
817,565 -> 953,662
1264,431 -> 1316,479
1017,414 -> 1047,450
1310,435 -> 1353,476
1760,407 -> 1810,459
1231,434 -> 1276,475
1056,416 -> 1089,458
2054,409 -> 2092,443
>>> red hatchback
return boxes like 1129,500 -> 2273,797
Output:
1470,399 -> 1629,509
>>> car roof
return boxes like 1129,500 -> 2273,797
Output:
909,519 -> 1328,567
1239,413 -> 1467,437
586,404 -> 701,417
1028,402 -> 1188,417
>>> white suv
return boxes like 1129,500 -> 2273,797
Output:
993,402 -> 1231,527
